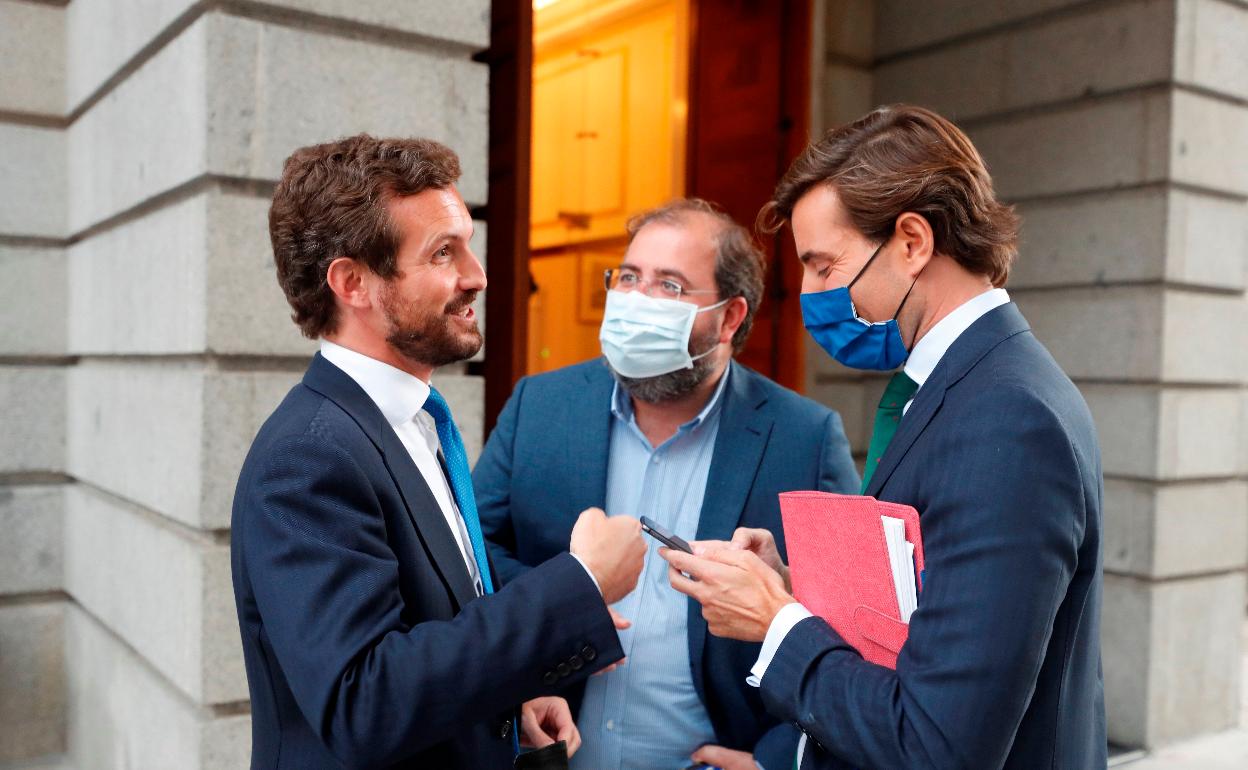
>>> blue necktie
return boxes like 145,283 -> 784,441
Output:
421,387 -> 495,595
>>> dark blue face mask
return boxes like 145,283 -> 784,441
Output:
800,242 -> 918,371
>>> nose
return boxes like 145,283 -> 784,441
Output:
460,248 -> 487,292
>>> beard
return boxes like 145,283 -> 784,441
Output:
607,323 -> 721,403
381,283 -> 482,368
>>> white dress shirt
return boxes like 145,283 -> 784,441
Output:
747,288 -> 1011,762
320,340 -> 483,594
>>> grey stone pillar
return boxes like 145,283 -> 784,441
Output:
1,1 -> 490,767
812,0 -> 1248,749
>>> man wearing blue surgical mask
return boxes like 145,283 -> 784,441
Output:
474,198 -> 859,770
660,105 -> 1106,770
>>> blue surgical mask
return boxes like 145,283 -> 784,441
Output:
599,289 -> 729,378
800,242 -> 916,371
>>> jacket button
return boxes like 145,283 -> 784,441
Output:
581,645 -> 597,662
498,719 -> 512,740
557,662 -> 571,678
542,669 -> 557,685
568,654 -> 584,670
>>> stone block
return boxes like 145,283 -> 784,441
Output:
0,601 -> 67,763
68,360 -> 302,530
205,12 -> 489,205
823,0 -> 874,63
1162,290 -> 1248,384
63,484 -> 247,706
257,0 -> 490,48
1175,0 -> 1248,103
876,0 -> 1173,122
0,124 -> 66,239
1083,384 -> 1243,481
1170,89 -> 1248,197
1014,285 -> 1164,381
0,366 -> 66,475
1104,478 -> 1248,579
0,0 -> 66,116
68,194 -> 208,354
200,365 -> 311,530
68,12 -> 489,234
1012,187 -> 1168,289
1165,190 -> 1248,291
64,604 -> 250,770
969,90 -> 1170,201
0,484 -> 65,596
65,0 -> 198,111
0,245 -> 67,356
66,16 -> 209,235
205,191 -> 317,356
820,63 -> 874,131
1106,572 -> 1245,747
874,0 -> 1086,58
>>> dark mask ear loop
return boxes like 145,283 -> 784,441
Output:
847,242 -> 886,291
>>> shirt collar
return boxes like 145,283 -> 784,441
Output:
903,288 -> 1010,389
611,361 -> 733,432
319,340 -> 431,427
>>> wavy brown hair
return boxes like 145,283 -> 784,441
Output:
760,104 -> 1019,287
269,134 -> 461,338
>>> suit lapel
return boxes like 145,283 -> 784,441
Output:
695,363 -> 773,543
689,363 -> 773,699
566,363 -> 615,510
302,352 -> 478,611
865,303 -> 1033,498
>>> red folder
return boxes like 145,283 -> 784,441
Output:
779,492 -> 924,669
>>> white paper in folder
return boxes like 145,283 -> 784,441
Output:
881,515 -> 918,623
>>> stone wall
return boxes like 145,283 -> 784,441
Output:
812,0 -> 1248,749
0,1 -> 490,767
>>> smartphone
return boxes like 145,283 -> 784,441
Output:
640,516 -> 694,554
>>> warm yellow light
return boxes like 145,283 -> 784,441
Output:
533,0 -> 562,10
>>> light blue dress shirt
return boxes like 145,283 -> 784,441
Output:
571,367 -> 731,770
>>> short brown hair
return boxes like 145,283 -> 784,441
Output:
269,134 -> 461,338
760,104 -> 1019,286
627,198 -> 765,351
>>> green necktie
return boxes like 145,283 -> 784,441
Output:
861,371 -> 919,492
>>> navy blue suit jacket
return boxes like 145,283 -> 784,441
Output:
761,303 -> 1106,769
473,360 -> 860,770
231,353 -> 623,769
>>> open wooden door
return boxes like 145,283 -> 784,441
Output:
686,0 -> 811,391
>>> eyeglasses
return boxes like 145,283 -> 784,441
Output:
603,268 -> 718,301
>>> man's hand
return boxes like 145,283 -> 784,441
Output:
691,744 -> 757,770
520,696 -> 581,757
729,527 -> 790,592
593,608 -> 630,676
569,508 -> 645,605
659,547 -> 793,642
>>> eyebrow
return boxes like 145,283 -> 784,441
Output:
425,229 -> 471,249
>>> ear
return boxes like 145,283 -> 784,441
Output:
718,296 -> 749,347
325,257 -> 376,310
892,212 -> 934,280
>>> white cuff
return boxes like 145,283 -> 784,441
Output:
747,602 -> 813,687
570,553 -> 602,595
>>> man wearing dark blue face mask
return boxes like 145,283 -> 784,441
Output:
474,199 -> 860,770
661,105 -> 1106,770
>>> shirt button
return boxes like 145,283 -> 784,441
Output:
605,719 -> 615,731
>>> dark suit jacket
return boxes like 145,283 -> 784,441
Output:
231,353 -> 623,769
760,303 -> 1106,769
473,360 -> 860,770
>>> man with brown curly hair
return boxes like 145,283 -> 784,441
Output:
231,134 -> 647,769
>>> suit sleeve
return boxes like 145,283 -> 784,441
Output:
760,392 -> 1086,769
241,431 -> 622,769
816,410 -> 861,494
472,377 -> 533,586
753,722 -> 802,770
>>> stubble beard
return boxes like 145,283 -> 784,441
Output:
381,283 -> 482,368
